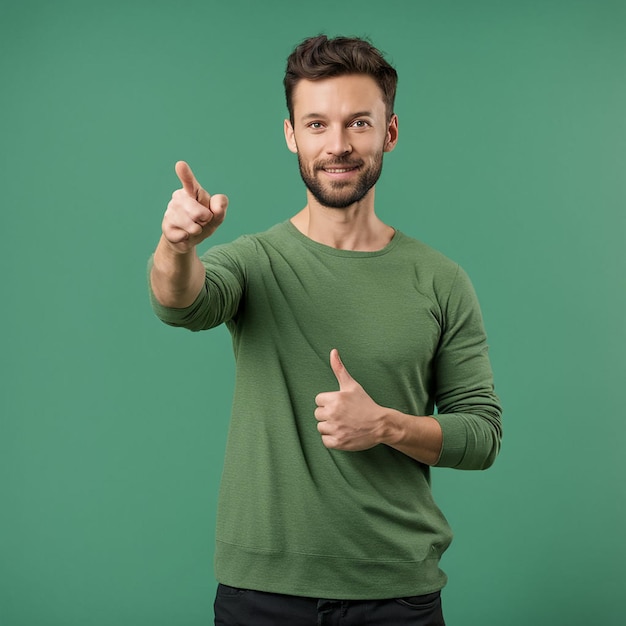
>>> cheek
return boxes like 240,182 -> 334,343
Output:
363,133 -> 388,153
295,138 -> 321,159
297,146 -> 325,171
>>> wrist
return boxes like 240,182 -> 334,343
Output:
158,234 -> 198,257
380,411 -> 443,466
379,408 -> 405,447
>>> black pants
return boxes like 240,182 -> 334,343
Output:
214,584 -> 446,626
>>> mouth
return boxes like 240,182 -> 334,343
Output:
323,167 -> 359,174
318,162 -> 362,179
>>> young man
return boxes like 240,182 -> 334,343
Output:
149,35 -> 502,626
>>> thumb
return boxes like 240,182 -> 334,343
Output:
330,349 -> 355,390
175,160 -> 201,199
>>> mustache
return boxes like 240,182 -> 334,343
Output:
315,158 -> 364,170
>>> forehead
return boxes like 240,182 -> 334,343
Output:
291,74 -> 386,119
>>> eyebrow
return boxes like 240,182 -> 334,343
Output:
300,110 -> 374,122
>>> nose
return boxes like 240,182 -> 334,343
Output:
325,127 -> 352,157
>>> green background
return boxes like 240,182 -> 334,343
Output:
2,1 -> 624,624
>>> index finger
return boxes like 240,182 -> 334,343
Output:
175,160 -> 200,199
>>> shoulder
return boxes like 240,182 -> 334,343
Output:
225,221 -> 293,250
392,231 -> 481,306
198,222 -> 294,277
394,231 -> 460,277
201,222 -> 289,255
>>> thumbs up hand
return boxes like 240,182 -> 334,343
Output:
161,161 -> 228,253
314,349 -> 389,451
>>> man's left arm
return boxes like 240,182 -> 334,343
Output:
314,267 -> 502,469
314,349 -> 445,465
428,265 -> 502,470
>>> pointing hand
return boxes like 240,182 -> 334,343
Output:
161,161 -> 228,252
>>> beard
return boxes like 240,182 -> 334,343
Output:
297,151 -> 384,209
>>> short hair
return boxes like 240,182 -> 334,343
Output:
284,35 -> 398,123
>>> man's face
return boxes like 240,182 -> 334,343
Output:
284,75 -> 398,209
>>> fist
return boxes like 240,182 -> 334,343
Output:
162,161 -> 228,252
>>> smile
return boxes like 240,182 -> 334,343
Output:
322,165 -> 360,174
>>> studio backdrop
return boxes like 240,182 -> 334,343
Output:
1,1 -> 624,625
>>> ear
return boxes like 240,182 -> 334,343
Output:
284,118 -> 298,154
383,114 -> 399,153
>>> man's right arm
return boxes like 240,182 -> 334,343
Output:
150,161 -> 228,308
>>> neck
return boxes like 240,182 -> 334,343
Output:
290,189 -> 394,252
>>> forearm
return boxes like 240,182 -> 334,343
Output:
380,408 -> 501,469
381,410 -> 443,466
150,235 -> 206,308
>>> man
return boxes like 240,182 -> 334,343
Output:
149,35 -> 502,626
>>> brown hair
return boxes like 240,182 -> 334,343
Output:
284,35 -> 398,123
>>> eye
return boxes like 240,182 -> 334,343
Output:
308,122 -> 324,130
351,120 -> 370,128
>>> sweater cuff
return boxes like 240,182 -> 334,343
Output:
432,414 -> 467,468
147,257 -> 206,326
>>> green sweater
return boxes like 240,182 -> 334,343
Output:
149,221 -> 502,599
